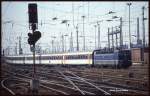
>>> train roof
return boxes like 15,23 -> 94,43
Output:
5,51 -> 93,57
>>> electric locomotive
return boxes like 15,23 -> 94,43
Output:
93,49 -> 132,68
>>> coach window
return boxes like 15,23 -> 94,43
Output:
70,56 -> 72,59
28,57 -> 30,60
85,55 -> 87,59
67,56 -> 69,59
81,55 -> 83,59
47,56 -> 49,60
72,55 -> 74,59
74,55 -> 75,59
76,55 -> 78,59
69,56 -> 71,59
36,56 -> 38,60
84,55 -> 86,59
70,55 -> 72,59
78,55 -> 80,59
73,55 -> 75,59
30,57 -> 33,60
75,55 -> 77,59
76,55 -> 77,59
44,56 -> 47,60
74,55 -> 76,59
82,55 -> 84,59
42,56 -> 45,60
75,55 -> 79,59
79,55 -> 81,59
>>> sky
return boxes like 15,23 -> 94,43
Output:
1,1 -> 149,55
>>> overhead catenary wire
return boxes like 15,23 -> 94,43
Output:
2,2 -> 11,17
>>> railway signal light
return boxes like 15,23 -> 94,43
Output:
28,33 -> 34,45
28,4 -> 38,23
28,31 -> 41,45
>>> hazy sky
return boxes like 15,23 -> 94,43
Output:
2,1 -> 149,55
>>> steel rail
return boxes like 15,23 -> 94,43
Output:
40,84 -> 69,95
41,80 -> 95,95
67,71 -> 111,95
4,68 -> 94,95
71,70 -> 148,82
1,77 -> 16,95
57,70 -> 86,95
78,76 -> 148,91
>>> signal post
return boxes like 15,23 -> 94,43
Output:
28,3 -> 41,95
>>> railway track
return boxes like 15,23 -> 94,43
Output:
1,66 -> 111,95
1,63 -> 149,95
2,68 -> 105,95
1,77 -> 16,95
